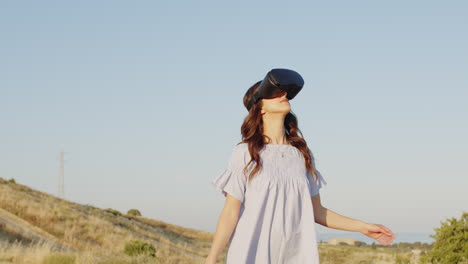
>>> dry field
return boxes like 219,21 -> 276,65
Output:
0,178 -> 421,264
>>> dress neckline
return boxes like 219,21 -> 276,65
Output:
239,142 -> 294,148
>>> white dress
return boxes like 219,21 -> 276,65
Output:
211,142 -> 327,263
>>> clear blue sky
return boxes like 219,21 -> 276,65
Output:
1,0 -> 466,237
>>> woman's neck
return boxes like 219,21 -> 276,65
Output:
262,115 -> 288,144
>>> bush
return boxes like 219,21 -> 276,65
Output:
124,240 -> 156,257
395,254 -> 411,264
8,178 -> 16,184
42,253 -> 76,264
105,208 -> 122,216
354,241 -> 367,247
420,211 -> 467,264
127,209 -> 142,217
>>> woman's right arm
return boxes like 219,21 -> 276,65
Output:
205,193 -> 242,264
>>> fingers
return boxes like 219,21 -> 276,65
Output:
375,226 -> 395,245
384,226 -> 394,236
383,233 -> 395,244
377,234 -> 394,245
378,224 -> 395,237
367,224 -> 396,245
376,236 -> 388,245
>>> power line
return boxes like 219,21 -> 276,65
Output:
58,151 -> 65,198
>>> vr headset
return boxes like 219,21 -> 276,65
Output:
246,68 -> 304,111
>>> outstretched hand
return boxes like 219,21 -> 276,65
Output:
360,223 -> 396,245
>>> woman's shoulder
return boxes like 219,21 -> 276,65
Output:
224,142 -> 250,167
232,142 -> 254,158
235,142 -> 248,147
232,142 -> 249,153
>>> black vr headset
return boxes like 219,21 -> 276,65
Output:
246,68 -> 304,111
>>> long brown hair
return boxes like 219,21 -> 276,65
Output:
238,81 -> 320,184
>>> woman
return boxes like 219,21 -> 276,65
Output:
206,69 -> 395,263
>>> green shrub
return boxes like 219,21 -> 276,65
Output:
420,211 -> 467,264
105,208 -> 122,216
395,254 -> 411,264
42,253 -> 75,264
17,185 -> 31,192
124,240 -> 156,257
8,178 -> 16,184
354,241 -> 367,247
127,209 -> 142,217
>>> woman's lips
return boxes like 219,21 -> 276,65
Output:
280,99 -> 289,103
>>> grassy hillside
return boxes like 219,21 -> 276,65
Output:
0,177 -> 426,264
0,177 -> 215,263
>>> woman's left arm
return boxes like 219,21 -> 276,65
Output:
311,194 -> 396,245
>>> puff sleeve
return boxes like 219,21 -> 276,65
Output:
307,168 -> 328,197
211,145 -> 248,203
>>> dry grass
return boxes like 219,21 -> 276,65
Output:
0,240 -> 54,264
0,178 -> 421,263
0,242 -> 419,264
318,244 -> 419,264
0,178 -> 209,263
0,241 -> 191,264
